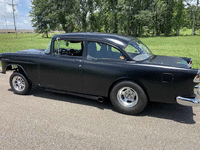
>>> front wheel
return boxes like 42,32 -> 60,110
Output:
110,81 -> 148,115
10,72 -> 32,95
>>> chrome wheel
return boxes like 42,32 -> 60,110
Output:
117,87 -> 138,107
12,76 -> 25,92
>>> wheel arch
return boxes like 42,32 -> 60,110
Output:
108,77 -> 150,101
6,64 -> 32,83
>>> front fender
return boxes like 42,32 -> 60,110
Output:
1,60 -> 32,83
0,58 -> 9,73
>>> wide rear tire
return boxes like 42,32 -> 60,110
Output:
110,81 -> 147,115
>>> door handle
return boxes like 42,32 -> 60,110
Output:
75,59 -> 82,62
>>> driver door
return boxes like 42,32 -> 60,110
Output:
38,39 -> 84,93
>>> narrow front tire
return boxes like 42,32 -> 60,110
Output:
10,72 -> 32,95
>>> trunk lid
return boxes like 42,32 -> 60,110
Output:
144,55 -> 190,68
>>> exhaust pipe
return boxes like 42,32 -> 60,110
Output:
97,97 -> 104,103
66,91 -> 104,103
46,89 -> 104,103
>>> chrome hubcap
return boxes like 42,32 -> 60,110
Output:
117,87 -> 138,107
12,76 -> 25,92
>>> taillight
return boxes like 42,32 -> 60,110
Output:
194,70 -> 200,83
188,58 -> 192,68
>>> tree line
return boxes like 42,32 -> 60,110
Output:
30,0 -> 200,37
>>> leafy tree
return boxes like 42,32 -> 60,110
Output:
173,0 -> 184,36
119,0 -> 154,36
30,0 -> 55,37
97,0 -> 123,33
149,0 -> 164,36
87,0 -> 99,32
186,0 -> 200,35
50,0 -> 79,33
135,10 -> 154,36
30,0 -> 194,37
79,0 -> 89,32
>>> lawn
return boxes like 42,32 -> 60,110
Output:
0,33 -> 199,69
139,36 -> 200,69
0,33 -> 51,53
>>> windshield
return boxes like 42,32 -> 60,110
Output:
44,41 -> 51,53
125,40 -> 153,61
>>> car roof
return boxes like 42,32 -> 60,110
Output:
52,32 -> 138,49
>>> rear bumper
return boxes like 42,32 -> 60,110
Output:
176,86 -> 200,107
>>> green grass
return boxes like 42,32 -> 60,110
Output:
139,36 -> 200,69
0,33 -> 52,53
179,28 -> 200,36
0,33 -> 200,69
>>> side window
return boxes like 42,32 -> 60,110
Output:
87,42 -> 125,60
54,39 -> 83,56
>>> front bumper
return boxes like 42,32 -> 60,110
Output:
176,86 -> 200,107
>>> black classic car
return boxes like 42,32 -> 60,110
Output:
0,33 -> 199,114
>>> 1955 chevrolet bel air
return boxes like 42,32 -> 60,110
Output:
0,33 -> 199,114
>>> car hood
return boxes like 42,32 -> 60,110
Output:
144,55 -> 189,68
17,49 -> 46,55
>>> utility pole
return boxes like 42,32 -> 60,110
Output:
5,18 -> 8,29
3,3 -> 8,29
8,0 -> 18,38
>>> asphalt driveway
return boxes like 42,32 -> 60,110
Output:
0,71 -> 200,149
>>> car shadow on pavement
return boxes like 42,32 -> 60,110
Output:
139,102 -> 196,124
8,86 -> 196,124
29,86 -> 115,111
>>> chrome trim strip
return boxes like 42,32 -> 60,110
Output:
131,63 -> 191,71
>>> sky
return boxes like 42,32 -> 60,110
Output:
0,0 -> 33,29
0,0 -> 199,30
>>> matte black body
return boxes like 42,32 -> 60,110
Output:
0,33 -> 199,104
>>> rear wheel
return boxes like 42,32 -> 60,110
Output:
10,72 -> 32,95
110,81 -> 147,115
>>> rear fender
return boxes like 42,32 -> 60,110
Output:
108,77 -> 150,102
